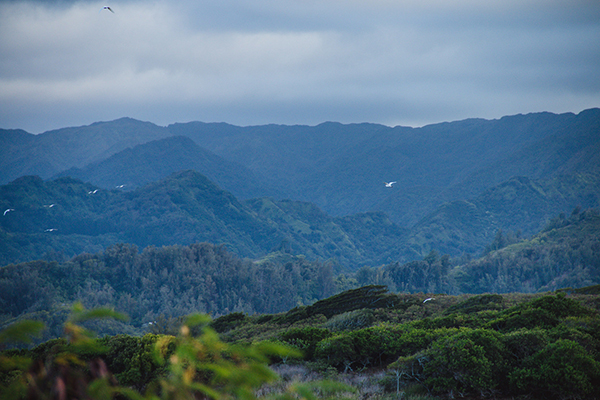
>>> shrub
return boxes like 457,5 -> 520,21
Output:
445,294 -> 504,315
396,328 -> 506,397
509,339 -> 600,399
210,311 -> 249,333
2,309 -> 356,400
280,326 -> 332,359
322,309 -> 375,332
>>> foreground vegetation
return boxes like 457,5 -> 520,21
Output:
1,304 -> 353,400
2,286 -> 600,399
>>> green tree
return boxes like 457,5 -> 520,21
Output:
509,339 -> 600,399
418,329 -> 505,397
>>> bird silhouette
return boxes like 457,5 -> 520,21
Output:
101,6 -> 114,13
384,181 -> 396,188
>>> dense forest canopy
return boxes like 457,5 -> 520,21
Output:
1,207 -> 599,342
0,170 -> 414,267
1,169 -> 599,268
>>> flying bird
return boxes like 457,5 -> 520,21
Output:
88,189 -> 98,194
423,297 -> 435,303
101,6 -> 114,13
384,181 -> 396,188
3,209 -> 14,216
115,184 -> 126,188
45,228 -> 58,232
44,204 -> 56,208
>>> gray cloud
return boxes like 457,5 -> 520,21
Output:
0,0 -> 599,133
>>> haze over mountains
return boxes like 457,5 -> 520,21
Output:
1,108 -> 599,268
55,136 -> 274,200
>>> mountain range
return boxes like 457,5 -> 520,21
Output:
1,108 -> 599,268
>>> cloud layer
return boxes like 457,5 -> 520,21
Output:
1,0 -> 599,133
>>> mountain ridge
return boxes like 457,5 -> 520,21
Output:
53,135 -> 276,200
0,118 -> 174,184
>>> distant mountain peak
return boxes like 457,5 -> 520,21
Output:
51,134 -> 272,199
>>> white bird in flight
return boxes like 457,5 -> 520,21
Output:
3,209 -> 14,216
423,297 -> 435,303
88,189 -> 98,194
45,228 -> 58,232
384,181 -> 396,188
116,184 -> 126,188
101,6 -> 114,13
44,204 -> 56,208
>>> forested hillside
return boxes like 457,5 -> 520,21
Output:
0,171 -> 416,267
0,241 -> 340,342
0,171 -> 278,265
54,135 -> 276,200
0,118 -> 172,184
169,108 -> 600,225
2,208 -> 599,343
357,208 -> 600,294
2,169 -> 599,268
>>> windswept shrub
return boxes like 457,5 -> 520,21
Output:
322,309 -> 375,332
210,311 -> 249,333
396,328 -> 506,397
445,294 -> 504,315
509,339 -> 600,399
487,293 -> 594,332
280,327 -> 332,359
488,308 -> 560,331
315,325 -> 437,371
315,334 -> 356,372
525,292 -> 593,318
502,328 -> 548,368
98,333 -> 168,390
281,286 -> 397,324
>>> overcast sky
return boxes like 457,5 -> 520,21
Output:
1,0 -> 599,133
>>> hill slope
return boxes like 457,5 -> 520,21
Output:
452,207 -> 600,293
406,173 -> 600,257
169,109 -> 600,226
54,135 -> 275,200
0,118 -> 173,184
355,208 -> 600,295
0,171 -> 411,267
1,169 -> 599,267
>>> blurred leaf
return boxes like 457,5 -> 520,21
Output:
69,302 -> 128,323
0,320 -> 45,345
184,314 -> 212,328
0,355 -> 33,371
